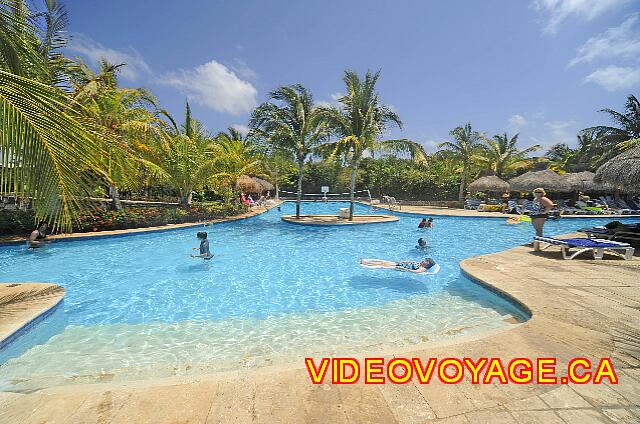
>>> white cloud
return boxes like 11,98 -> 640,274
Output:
583,65 -> 640,91
507,114 -> 528,133
570,14 -> 640,66
532,0 -> 632,33
544,120 -> 578,146
68,33 -> 151,81
313,101 -> 332,108
231,124 -> 250,135
227,58 -> 258,80
330,92 -> 343,101
164,60 -> 258,115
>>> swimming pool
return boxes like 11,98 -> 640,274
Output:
0,202 -> 634,391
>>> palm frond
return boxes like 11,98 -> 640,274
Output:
0,69 -> 110,230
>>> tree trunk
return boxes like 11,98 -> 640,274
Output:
349,160 -> 359,221
180,190 -> 192,207
458,161 -> 468,201
109,184 -> 123,211
296,163 -> 304,218
275,182 -> 279,200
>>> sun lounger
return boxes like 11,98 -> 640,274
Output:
464,199 -> 481,210
533,236 -> 634,260
382,196 -> 402,210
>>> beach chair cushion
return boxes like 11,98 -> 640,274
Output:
533,236 -> 634,260
535,237 -> 629,248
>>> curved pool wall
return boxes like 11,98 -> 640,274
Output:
0,202 -> 636,391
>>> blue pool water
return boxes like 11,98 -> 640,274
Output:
0,202 -> 635,390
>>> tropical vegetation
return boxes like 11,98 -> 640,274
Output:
1,0 -> 638,234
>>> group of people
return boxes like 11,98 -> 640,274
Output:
360,215 -> 437,274
240,191 -> 271,208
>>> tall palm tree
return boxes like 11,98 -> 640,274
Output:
438,123 -> 483,201
318,70 -> 426,220
136,102 -> 221,206
250,84 -> 328,218
1,0 -> 111,230
70,60 -> 158,210
582,94 -> 640,161
477,133 -> 540,178
262,151 -> 296,199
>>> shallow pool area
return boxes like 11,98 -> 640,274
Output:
0,202 -> 634,392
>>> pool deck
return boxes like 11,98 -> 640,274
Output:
372,203 -> 640,219
0,283 -> 65,351
1,229 -> 639,423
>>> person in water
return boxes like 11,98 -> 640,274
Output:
191,231 -> 213,259
416,238 -> 428,250
418,218 -> 427,228
530,188 -> 554,237
426,218 -> 433,228
28,221 -> 49,248
360,258 -> 436,273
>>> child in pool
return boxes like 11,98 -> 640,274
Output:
191,231 -> 213,259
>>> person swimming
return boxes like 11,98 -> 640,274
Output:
28,221 -> 49,248
418,218 -> 427,228
416,238 -> 428,250
191,231 -> 213,259
360,258 -> 437,273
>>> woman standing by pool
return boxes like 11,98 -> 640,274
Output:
530,188 -> 554,237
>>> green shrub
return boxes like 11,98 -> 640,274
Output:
0,209 -> 37,235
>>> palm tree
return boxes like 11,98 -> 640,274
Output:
582,94 -> 640,161
250,84 -> 328,218
1,0 -> 111,230
477,133 -> 540,178
318,70 -> 426,220
438,123 -> 483,201
136,102 -> 220,206
545,143 -> 576,173
262,151 -> 296,199
70,60 -> 158,210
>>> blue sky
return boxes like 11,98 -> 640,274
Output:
64,0 -> 640,152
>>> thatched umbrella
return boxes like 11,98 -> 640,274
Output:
508,169 -> 571,193
251,177 -> 274,192
595,147 -> 640,193
564,171 -> 614,193
236,174 -> 261,192
468,175 -> 510,193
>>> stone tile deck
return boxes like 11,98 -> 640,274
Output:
1,224 -> 639,423
0,283 -> 65,348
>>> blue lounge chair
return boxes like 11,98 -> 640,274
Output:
465,199 -> 481,210
533,236 -> 635,260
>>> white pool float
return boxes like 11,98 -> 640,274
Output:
360,259 -> 441,274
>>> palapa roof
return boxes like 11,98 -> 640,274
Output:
563,171 -> 614,192
595,146 -> 640,193
251,177 -> 274,191
236,174 -> 261,192
468,175 -> 510,193
508,169 -> 571,192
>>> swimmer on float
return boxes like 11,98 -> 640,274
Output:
191,231 -> 213,259
360,257 -> 438,274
